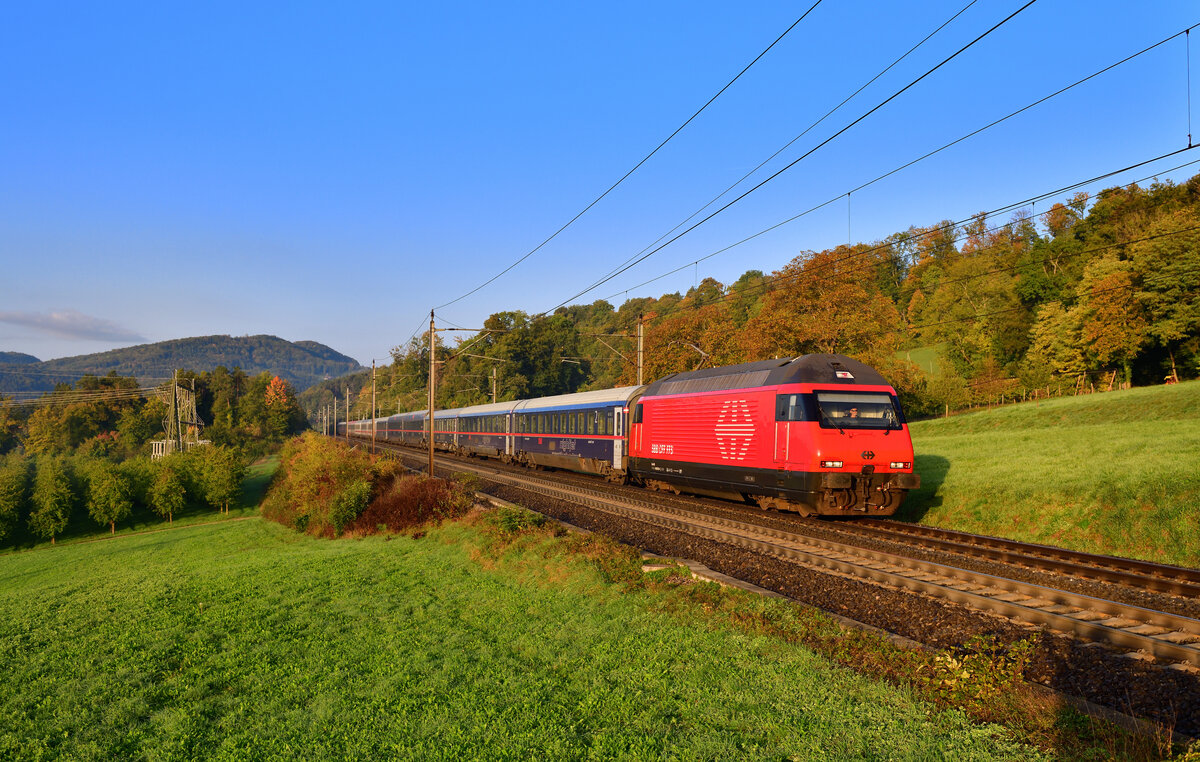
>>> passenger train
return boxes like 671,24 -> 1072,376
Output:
338,353 -> 919,516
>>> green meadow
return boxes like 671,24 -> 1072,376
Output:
904,380 -> 1200,567
0,515 -> 1041,761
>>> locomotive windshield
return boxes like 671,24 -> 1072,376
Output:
814,391 -> 902,430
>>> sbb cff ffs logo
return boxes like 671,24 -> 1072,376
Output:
861,450 -> 876,460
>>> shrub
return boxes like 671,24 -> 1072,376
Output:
329,480 -> 371,536
263,433 -> 475,537
348,475 -> 474,535
262,433 -> 374,535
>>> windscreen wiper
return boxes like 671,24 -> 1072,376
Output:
819,407 -> 845,435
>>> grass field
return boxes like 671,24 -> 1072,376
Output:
0,515 -> 1046,761
899,344 -> 949,378
903,380 -> 1200,567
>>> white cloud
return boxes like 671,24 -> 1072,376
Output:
0,309 -> 146,343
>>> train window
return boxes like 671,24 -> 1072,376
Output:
605,412 -> 612,436
775,394 -> 806,422
576,413 -> 583,434
633,404 -> 643,424
814,391 -> 902,430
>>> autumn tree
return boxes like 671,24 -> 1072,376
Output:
741,244 -> 903,361
1075,257 -> 1147,385
1021,303 -> 1085,388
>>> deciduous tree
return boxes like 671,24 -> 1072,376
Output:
29,457 -> 73,544
87,461 -> 133,534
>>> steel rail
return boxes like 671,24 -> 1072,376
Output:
853,519 -> 1200,598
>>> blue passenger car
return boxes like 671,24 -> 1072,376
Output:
510,387 -> 640,477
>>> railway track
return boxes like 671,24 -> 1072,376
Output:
362,437 -> 1200,668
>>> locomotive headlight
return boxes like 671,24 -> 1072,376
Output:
820,460 -> 843,468
890,461 -> 912,469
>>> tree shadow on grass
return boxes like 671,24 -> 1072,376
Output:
892,454 -> 950,523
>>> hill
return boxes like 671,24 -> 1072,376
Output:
296,369 -> 372,421
0,335 -> 362,394
903,380 -> 1200,567
0,352 -> 40,365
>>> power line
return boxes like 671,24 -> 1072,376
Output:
617,146 -> 1200,319
433,2 -> 825,311
582,0 -> 981,298
539,0 -> 1041,315
597,16 -> 1200,305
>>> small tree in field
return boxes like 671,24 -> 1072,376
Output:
29,457 -> 73,544
87,461 -> 133,534
200,446 -> 245,514
0,458 -> 31,543
149,460 -> 187,524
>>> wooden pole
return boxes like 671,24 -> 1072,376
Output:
371,360 -> 377,453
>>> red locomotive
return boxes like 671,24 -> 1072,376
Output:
627,354 -> 919,516
342,353 -> 919,517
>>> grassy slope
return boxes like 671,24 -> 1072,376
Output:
899,343 -> 948,378
903,380 -> 1200,566
0,518 -> 1037,761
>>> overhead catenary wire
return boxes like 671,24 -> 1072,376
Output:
592,21 -> 1200,306
433,2 -> 825,311
584,0 -> 981,294
539,0 -> 1042,315
613,145 -> 1200,318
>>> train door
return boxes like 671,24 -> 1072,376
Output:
505,413 -> 513,457
612,407 -> 623,467
774,393 -> 798,466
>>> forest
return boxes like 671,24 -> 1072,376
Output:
309,173 -> 1200,422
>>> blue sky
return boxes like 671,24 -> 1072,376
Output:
2,1 -> 1197,365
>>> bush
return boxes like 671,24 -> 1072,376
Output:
263,433 -> 475,537
348,475 -> 473,535
262,433 -> 374,536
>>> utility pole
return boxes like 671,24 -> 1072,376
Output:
637,315 -> 644,386
491,366 -> 497,404
428,309 -> 436,477
371,359 -> 377,453
345,387 -> 350,442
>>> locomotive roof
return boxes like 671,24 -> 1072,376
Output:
642,354 -> 890,397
